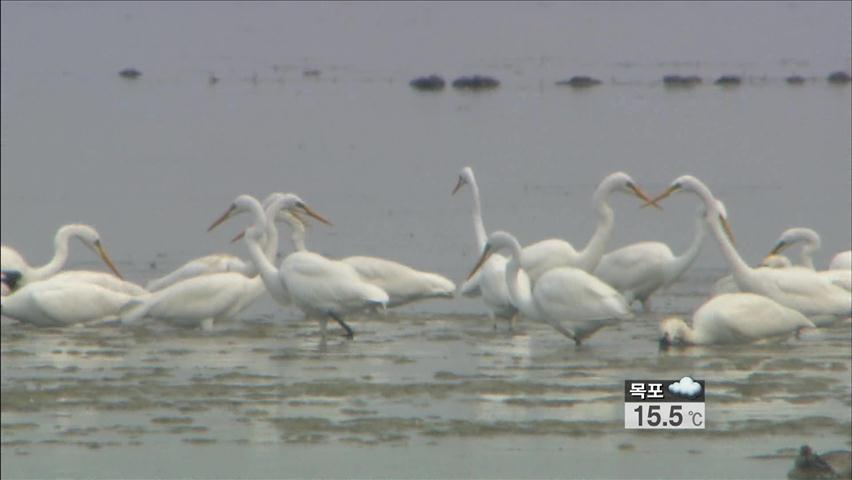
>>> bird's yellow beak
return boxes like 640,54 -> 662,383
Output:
230,231 -> 246,244
467,245 -> 494,280
719,214 -> 736,245
629,183 -> 662,210
451,176 -> 466,195
94,240 -> 124,280
644,184 -> 681,208
768,241 -> 788,256
207,204 -> 238,232
297,203 -> 332,226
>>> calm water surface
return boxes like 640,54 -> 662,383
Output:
2,2 -> 850,479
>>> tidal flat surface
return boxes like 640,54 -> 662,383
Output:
2,267 -> 850,479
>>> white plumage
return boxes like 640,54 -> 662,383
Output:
651,175 -> 852,326
1,279 -> 133,327
659,293 -> 815,346
1,224 -> 124,290
468,231 -> 633,345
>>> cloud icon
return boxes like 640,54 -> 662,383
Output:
668,377 -> 702,398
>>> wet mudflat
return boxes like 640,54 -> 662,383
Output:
2,267 -> 850,479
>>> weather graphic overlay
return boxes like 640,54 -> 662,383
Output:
624,377 -> 706,429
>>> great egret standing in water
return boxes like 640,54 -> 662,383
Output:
468,230 -> 633,345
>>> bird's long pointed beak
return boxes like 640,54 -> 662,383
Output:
94,241 -> 124,280
643,185 -> 681,209
720,214 -> 736,245
230,231 -> 246,244
451,176 -> 465,195
629,184 -> 662,210
207,205 -> 237,232
467,245 -> 494,280
768,241 -> 787,256
298,203 -> 332,226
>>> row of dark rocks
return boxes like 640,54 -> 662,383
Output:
408,71 -> 852,91
118,68 -> 852,89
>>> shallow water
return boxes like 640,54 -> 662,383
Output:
2,2 -> 851,479
2,267 -> 851,479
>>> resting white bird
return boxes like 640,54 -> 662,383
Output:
1,278 -> 133,327
468,231 -> 633,345
594,202 -> 717,311
659,293 -> 815,346
452,166 -> 521,329
144,193 -> 287,292
520,171 -> 658,282
1,224 -> 124,290
829,250 -> 851,271
121,193 -> 332,330
650,175 -> 852,326
767,227 -> 851,292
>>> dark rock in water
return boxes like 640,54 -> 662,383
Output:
555,76 -> 602,88
827,71 -> 851,84
303,69 -> 321,77
714,75 -> 742,86
786,75 -> 807,85
409,75 -> 446,91
452,75 -> 500,91
119,68 -> 142,79
788,445 -> 852,480
663,74 -> 702,87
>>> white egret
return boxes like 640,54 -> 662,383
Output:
768,227 -> 851,292
144,193 -> 287,292
230,196 -> 455,309
1,279 -> 133,327
520,172 -> 658,282
452,166 -> 520,328
651,176 -> 852,325
468,231 -> 633,345
1,224 -> 123,290
829,251 -> 851,271
120,194 -> 329,330
659,293 -> 815,346
593,202 -> 719,311
212,195 -> 381,339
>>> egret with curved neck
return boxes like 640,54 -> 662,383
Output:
452,166 -> 520,328
520,172 -> 658,281
650,175 -> 852,325
1,224 -> 123,290
468,230 -> 633,345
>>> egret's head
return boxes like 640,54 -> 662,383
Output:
207,194 -> 258,232
601,172 -> 660,209
658,317 -> 689,348
67,225 -> 123,280
769,227 -> 820,257
452,166 -> 475,195
467,231 -> 516,280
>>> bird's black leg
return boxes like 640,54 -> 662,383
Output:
328,312 -> 354,339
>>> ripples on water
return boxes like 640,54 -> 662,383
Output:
1,265 -> 850,479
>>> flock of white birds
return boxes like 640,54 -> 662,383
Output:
1,169 -> 850,347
